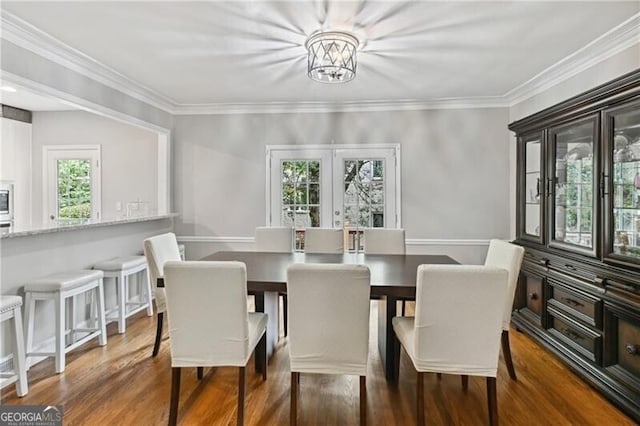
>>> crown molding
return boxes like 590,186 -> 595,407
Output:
505,12 -> 640,106
172,97 -> 509,115
1,11 -> 176,114
2,9 -> 638,115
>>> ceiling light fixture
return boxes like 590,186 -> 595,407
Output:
305,31 -> 359,84
0,86 -> 17,93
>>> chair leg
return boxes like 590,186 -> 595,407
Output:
237,366 -> 246,426
282,294 -> 288,337
461,375 -> 469,392
290,372 -> 299,426
197,367 -> 203,380
152,312 -> 164,357
401,300 -> 406,316
169,367 -> 181,426
417,372 -> 425,426
257,331 -> 267,381
501,330 -> 517,381
360,376 -> 366,426
487,376 -> 498,426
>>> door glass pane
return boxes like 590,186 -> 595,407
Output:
612,109 -> 640,258
524,139 -> 542,236
343,158 -> 385,229
280,160 -> 320,229
553,122 -> 594,248
57,159 -> 92,225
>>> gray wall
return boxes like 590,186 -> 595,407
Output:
173,108 -> 512,242
31,110 -> 159,223
1,40 -> 172,130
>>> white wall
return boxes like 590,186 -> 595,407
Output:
173,108 -> 511,264
31,110 -> 159,224
0,117 -> 32,228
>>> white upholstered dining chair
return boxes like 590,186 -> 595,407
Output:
303,228 -> 344,253
392,265 -> 509,426
143,232 -> 182,357
484,239 -> 525,380
363,228 -> 408,313
255,226 -> 294,252
255,226 -> 294,336
287,263 -> 371,425
164,261 -> 267,426
363,228 -> 405,255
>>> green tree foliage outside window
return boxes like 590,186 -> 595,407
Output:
57,159 -> 92,223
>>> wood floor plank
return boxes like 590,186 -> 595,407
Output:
1,302 -> 634,425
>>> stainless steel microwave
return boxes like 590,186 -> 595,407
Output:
0,182 -> 14,224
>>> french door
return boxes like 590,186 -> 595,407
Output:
267,145 -> 400,250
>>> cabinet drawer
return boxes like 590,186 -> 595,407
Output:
525,274 -> 543,317
548,308 -> 601,364
618,318 -> 640,377
547,281 -> 601,328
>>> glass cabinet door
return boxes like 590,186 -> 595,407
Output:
548,115 -> 599,256
604,101 -> 640,264
518,132 -> 545,243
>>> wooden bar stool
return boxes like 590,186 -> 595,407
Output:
23,270 -> 107,373
93,256 -> 153,334
0,296 -> 28,396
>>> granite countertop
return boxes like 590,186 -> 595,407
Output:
0,213 -> 178,239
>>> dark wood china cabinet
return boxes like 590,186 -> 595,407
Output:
510,69 -> 640,421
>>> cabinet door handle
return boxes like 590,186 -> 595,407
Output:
528,293 -> 538,300
563,329 -> 582,341
563,297 -> 584,308
599,172 -> 608,198
536,177 -> 541,198
626,344 -> 639,356
564,264 -> 576,271
539,258 -> 549,267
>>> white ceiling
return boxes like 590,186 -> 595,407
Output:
2,1 -> 639,107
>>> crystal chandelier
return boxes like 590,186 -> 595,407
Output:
305,31 -> 359,83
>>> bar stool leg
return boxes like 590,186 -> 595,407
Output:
96,280 -> 107,346
23,293 -> 35,371
117,272 -> 126,334
55,293 -> 66,374
12,305 -> 28,396
68,295 -> 76,346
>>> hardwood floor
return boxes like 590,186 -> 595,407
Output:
1,302 -> 633,425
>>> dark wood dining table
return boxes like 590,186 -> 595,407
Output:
201,251 -> 458,383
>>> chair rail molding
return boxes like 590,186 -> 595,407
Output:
176,236 -> 489,246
